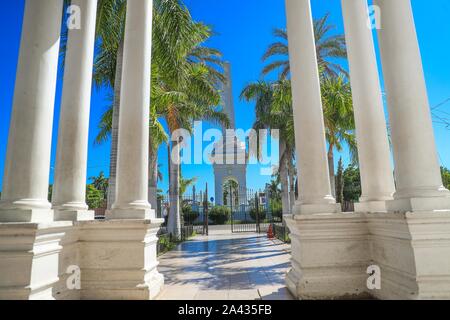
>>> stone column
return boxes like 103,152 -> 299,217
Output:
0,0 -> 63,222
52,0 -> 97,221
374,0 -> 450,212
341,0 -> 395,213
285,0 -> 340,214
107,0 -> 154,219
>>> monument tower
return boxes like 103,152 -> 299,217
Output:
212,62 -> 248,205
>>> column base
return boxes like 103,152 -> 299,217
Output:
0,221 -> 70,299
366,211 -> 450,299
79,218 -> 164,300
292,202 -> 341,215
386,196 -> 450,213
354,200 -> 389,213
284,209 -> 450,299
0,208 -> 54,223
106,208 -> 154,220
284,213 -> 369,299
54,209 -> 95,222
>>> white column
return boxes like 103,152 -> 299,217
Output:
374,0 -> 450,212
341,0 -> 395,213
52,0 -> 97,221
107,0 -> 154,219
0,0 -> 63,222
285,0 -> 340,214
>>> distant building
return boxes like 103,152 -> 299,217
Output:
211,62 -> 248,205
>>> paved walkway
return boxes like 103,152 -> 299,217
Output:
157,228 -> 294,300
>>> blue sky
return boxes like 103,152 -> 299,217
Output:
1,0 -> 449,195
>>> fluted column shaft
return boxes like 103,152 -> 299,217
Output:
341,0 -> 395,212
374,0 -> 450,211
285,0 -> 339,214
0,0 -> 63,222
108,0 -> 154,219
52,0 -> 97,220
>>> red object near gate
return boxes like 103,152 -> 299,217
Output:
267,224 -> 274,239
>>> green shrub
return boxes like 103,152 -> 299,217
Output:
209,206 -> 230,225
270,200 -> 283,219
249,206 -> 267,221
86,184 -> 105,209
182,205 -> 199,223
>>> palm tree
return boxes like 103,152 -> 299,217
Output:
180,176 -> 198,197
240,80 -> 295,215
223,179 -> 239,207
268,178 -> 281,201
242,74 -> 355,206
93,1 -> 228,228
148,107 -> 168,210
261,13 -> 347,79
151,2 -> 229,238
258,13 -> 355,201
89,171 -> 109,195
321,74 -> 356,197
93,0 -> 127,209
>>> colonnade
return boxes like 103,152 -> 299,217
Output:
286,0 -> 449,216
284,0 -> 450,300
0,0 -> 449,300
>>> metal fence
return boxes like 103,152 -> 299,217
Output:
342,201 -> 355,212
272,223 -> 290,243
225,188 -> 282,233
156,225 -> 200,255
157,186 -> 281,233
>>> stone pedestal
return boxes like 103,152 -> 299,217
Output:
0,222 -> 70,300
106,208 -> 154,220
53,223 -> 80,300
386,197 -> 450,213
54,210 -> 94,222
354,201 -> 389,214
284,213 -> 369,299
0,209 -> 54,223
285,210 -> 450,299
367,211 -> 450,299
0,219 -> 164,300
292,203 -> 342,216
79,219 -> 164,300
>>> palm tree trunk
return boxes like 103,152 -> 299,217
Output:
106,40 -> 124,209
148,133 -> 158,210
288,158 -> 296,211
279,140 -> 290,215
327,145 -> 336,198
168,140 -> 181,238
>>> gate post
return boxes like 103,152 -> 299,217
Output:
255,192 -> 261,233
204,183 -> 209,236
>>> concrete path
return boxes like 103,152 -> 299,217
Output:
156,228 -> 294,300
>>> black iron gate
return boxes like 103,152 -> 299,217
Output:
158,184 -> 283,235
230,192 -> 279,233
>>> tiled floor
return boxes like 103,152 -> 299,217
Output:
156,228 -> 294,300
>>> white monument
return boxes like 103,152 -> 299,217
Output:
1,0 -> 450,300
212,63 -> 248,206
